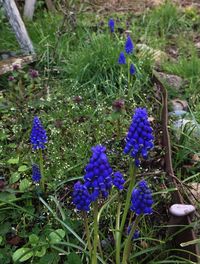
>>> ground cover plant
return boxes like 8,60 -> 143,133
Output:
0,1 -> 200,263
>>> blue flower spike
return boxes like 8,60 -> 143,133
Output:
130,63 -> 136,75
32,164 -> 41,183
125,35 -> 134,55
124,108 -> 154,167
84,145 -> 113,201
108,18 -> 115,33
130,180 -> 153,215
30,116 -> 48,150
118,52 -> 126,65
72,181 -> 91,212
113,171 -> 125,191
127,225 -> 140,240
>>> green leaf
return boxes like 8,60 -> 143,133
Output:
0,131 -> 8,141
9,172 -> 20,184
18,165 -> 28,172
38,253 -> 60,264
0,236 -> 3,245
49,229 -> 65,244
35,246 -> 46,257
0,223 -> 11,236
67,252 -> 82,264
29,234 -> 39,245
13,248 -> 33,262
19,179 -> 31,192
0,192 -> 16,202
7,157 -> 19,164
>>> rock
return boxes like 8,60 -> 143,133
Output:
173,117 -> 200,139
171,99 -> 188,111
155,72 -> 184,90
195,42 -> 200,49
169,204 -> 195,217
136,44 -> 168,66
170,110 -> 187,117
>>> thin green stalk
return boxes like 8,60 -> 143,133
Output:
39,149 -> 44,190
119,67 -> 123,97
83,212 -> 92,255
122,215 -> 142,264
120,161 -> 136,235
117,116 -> 121,141
115,195 -> 122,264
98,236 -> 104,260
116,161 -> 136,264
92,201 -> 99,264
127,57 -> 131,97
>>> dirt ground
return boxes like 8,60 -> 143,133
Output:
86,0 -> 200,13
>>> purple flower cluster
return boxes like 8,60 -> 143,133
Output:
108,18 -> 115,33
84,145 -> 113,201
73,145 -> 115,211
30,116 -> 48,150
113,171 -> 125,190
118,35 -> 136,75
32,164 -> 41,183
8,76 -> 15,81
118,52 -> 126,64
127,225 -> 140,240
125,35 -> 134,55
124,108 -> 154,167
130,180 -> 153,215
29,69 -> 39,79
130,63 -> 135,75
72,182 -> 91,211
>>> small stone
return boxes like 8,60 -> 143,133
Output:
155,72 -> 184,90
136,44 -> 168,66
195,42 -> 200,49
169,204 -> 195,217
171,99 -> 188,111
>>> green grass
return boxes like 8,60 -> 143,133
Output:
0,2 -> 200,263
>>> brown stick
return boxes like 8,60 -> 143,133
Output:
1,0 -> 35,54
153,71 -> 200,262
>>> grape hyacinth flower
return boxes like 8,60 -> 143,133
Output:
130,180 -> 153,215
118,52 -> 126,64
84,145 -> 113,201
32,164 -> 41,183
130,63 -> 136,75
113,171 -> 125,191
108,18 -> 115,33
124,108 -> 154,167
72,181 -> 91,211
30,116 -> 48,150
125,35 -> 134,55
127,225 -> 140,240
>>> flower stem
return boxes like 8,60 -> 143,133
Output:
115,195 -> 122,264
122,215 -> 142,264
92,201 -> 98,264
120,161 -> 136,235
127,57 -> 130,97
117,116 -> 121,141
39,149 -> 44,190
116,161 -> 136,264
83,212 -> 92,257
119,67 -> 123,97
